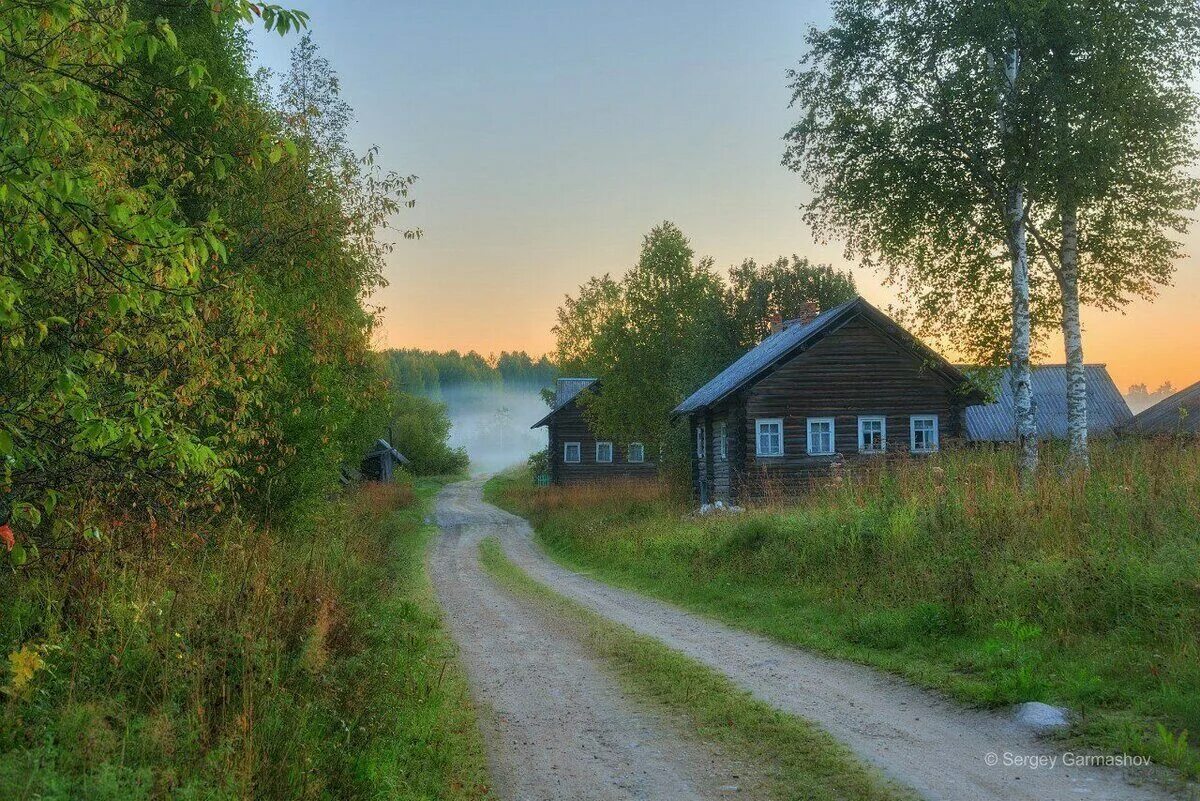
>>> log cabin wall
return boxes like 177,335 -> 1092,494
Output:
736,316 -> 965,498
547,400 -> 657,486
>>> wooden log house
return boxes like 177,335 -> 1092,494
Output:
673,297 -> 986,504
532,378 -> 657,486
674,297 -> 1139,504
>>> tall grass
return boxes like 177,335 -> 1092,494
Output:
488,439 -> 1200,779
1,478 -> 489,800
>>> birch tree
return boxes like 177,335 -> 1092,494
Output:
1028,0 -> 1200,470
785,0 -> 1048,484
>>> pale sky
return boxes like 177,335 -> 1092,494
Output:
250,1 -> 1200,392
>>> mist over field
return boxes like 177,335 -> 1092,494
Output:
441,386 -> 549,475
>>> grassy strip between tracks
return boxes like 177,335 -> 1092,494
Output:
476,536 -> 916,801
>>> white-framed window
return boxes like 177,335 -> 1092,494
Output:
807,417 -> 835,455
858,416 -> 886,453
627,442 -> 645,463
756,418 -> 783,457
696,426 -> 706,459
716,422 -> 728,460
910,415 -> 939,453
595,441 -> 613,463
563,442 -> 581,463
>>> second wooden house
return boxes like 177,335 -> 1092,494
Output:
532,378 -> 657,485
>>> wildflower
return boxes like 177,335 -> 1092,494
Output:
6,645 -> 45,695
0,523 -> 13,552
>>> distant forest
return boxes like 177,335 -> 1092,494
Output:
382,349 -> 558,398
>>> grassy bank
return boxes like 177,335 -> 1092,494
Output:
477,537 -> 914,801
1,478 -> 490,800
486,440 -> 1200,780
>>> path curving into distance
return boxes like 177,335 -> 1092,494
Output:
430,480 -> 757,801
430,478 -> 1180,801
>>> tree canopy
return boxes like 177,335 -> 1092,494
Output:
553,222 -> 857,462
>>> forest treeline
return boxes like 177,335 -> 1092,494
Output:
1,4 -> 481,798
382,348 -> 558,398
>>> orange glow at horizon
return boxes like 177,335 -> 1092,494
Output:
372,240 -> 1200,396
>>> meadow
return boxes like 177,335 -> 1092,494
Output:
486,439 -> 1200,779
1,478 -> 490,801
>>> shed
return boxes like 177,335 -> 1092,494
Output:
1124,378 -> 1200,436
360,438 -> 410,482
963,365 -> 1132,442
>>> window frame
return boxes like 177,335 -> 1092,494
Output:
563,441 -> 581,464
716,422 -> 728,460
696,425 -> 706,459
806,417 -> 836,456
755,418 -> 784,457
627,442 -> 645,463
909,415 -> 940,454
595,441 -> 613,463
857,415 -> 887,454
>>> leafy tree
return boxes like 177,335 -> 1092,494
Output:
786,0 -> 1059,484
726,256 -> 857,346
567,223 -> 731,450
786,0 -> 1200,480
387,393 -> 469,475
1024,0 -> 1200,469
0,1 -> 307,548
552,223 -> 855,481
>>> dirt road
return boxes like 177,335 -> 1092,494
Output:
430,481 -> 760,801
431,478 -> 1179,801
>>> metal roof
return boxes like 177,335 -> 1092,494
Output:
673,296 -> 978,415
963,365 -> 1132,441
531,378 -> 597,429
1127,378 -> 1200,435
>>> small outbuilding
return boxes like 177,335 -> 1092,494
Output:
532,378 -> 657,486
360,439 -> 409,483
1124,379 -> 1200,436
963,364 -> 1132,442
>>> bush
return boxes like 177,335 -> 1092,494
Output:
0,479 -> 488,800
388,392 -> 470,475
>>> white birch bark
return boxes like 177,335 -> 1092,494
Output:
1002,45 -> 1039,486
1059,203 -> 1089,470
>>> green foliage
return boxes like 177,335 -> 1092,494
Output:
388,393 -> 469,476
785,0 -> 1200,363
551,223 -> 855,468
382,349 -> 555,399
726,256 -> 857,344
0,5 -> 475,796
0,480 -> 490,800
490,439 -> 1200,778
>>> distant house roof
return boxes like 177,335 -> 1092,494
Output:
673,296 -> 982,416
1125,378 -> 1200,435
531,378 -> 598,429
364,438 -> 409,465
963,366 -> 1132,441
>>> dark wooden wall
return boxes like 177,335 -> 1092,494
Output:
546,400 -> 657,486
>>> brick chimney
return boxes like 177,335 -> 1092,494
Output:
795,300 -> 820,326
768,312 -> 783,334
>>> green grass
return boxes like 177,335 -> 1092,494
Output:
485,439 -> 1200,782
1,477 -> 490,800
477,536 -> 915,801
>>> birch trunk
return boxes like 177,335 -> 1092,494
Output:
1059,203 -> 1089,471
1002,45 -> 1039,487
